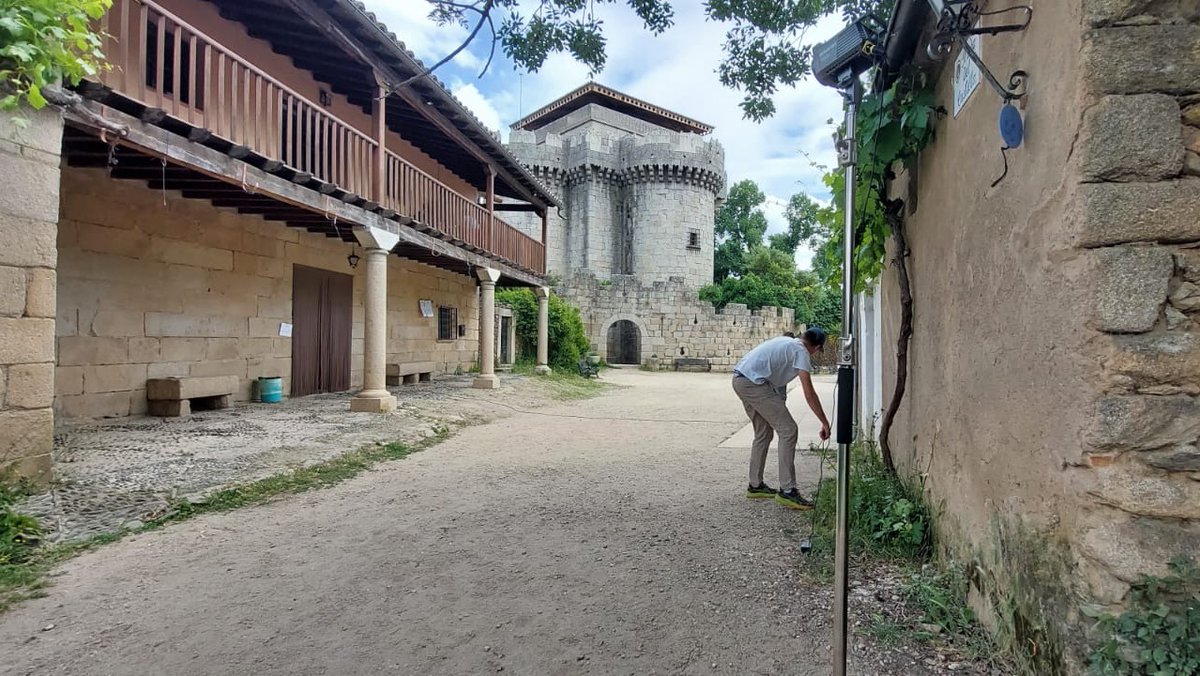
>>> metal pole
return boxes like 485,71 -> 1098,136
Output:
833,79 -> 862,676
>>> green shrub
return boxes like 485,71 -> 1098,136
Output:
1088,556 -> 1200,675
496,289 -> 590,371
0,484 -> 41,566
809,441 -> 933,561
0,0 -> 112,111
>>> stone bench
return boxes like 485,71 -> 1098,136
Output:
386,362 -> 436,386
146,376 -> 239,417
673,357 -> 712,372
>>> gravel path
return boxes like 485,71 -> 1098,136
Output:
3,370 -> 964,675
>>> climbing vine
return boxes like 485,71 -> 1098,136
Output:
0,0 -> 111,111
810,70 -> 941,472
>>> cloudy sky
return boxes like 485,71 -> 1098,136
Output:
362,1 -> 849,269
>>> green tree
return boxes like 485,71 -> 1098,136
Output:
495,289 -> 591,370
0,0 -> 111,111
714,179 -> 770,281
425,0 -> 892,121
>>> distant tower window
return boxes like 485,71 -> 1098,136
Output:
686,229 -> 702,250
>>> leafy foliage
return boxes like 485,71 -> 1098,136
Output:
705,178 -> 841,331
496,288 -> 591,370
427,0 -> 892,121
1088,556 -> 1200,676
809,71 -> 939,292
809,441 -> 932,561
0,0 -> 111,111
0,485 -> 40,566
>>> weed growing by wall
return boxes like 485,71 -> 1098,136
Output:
496,289 -> 590,370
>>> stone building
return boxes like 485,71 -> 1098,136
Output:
860,1 -> 1200,671
505,84 -> 795,366
0,0 -> 558,482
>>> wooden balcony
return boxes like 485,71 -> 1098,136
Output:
91,0 -> 545,275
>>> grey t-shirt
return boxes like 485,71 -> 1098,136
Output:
734,336 -> 811,388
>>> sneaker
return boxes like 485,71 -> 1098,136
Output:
774,489 -> 814,511
746,482 -> 776,499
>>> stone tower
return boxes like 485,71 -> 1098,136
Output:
506,84 -> 795,366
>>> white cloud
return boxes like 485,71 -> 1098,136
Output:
450,82 -> 503,134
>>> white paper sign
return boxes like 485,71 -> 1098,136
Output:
419,299 -> 434,318
952,30 -> 982,118
279,322 -> 293,337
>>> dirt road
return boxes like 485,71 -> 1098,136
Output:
3,370 -> 893,676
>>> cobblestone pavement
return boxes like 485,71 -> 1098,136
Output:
21,374 -> 582,543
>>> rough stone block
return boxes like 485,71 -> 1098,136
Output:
1083,25 -> 1200,94
1104,331 -> 1200,390
1092,246 -> 1173,332
1141,444 -> 1200,472
55,366 -> 84,397
57,336 -> 128,366
127,337 -> 161,363
205,338 -> 242,361
145,313 -> 247,338
24,268 -> 54,318
1170,280 -> 1200,312
188,359 -> 247,379
0,152 -> 61,223
0,317 -> 54,365
150,238 -> 234,271
1080,95 -> 1184,181
146,361 -> 190,379
1089,394 -> 1200,450
0,216 -> 59,269
57,392 -> 130,419
146,375 -> 239,400
90,309 -> 146,337
77,223 -> 150,258
1078,513 -> 1200,585
1093,469 -> 1200,519
0,106 -> 63,157
0,407 -> 53,466
0,265 -> 26,317
159,337 -> 208,362
148,398 -> 191,417
1078,179 -> 1200,247
83,363 -> 146,394
5,362 -> 54,409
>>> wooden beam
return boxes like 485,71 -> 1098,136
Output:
64,104 -> 545,287
485,165 -> 495,252
372,82 -> 386,205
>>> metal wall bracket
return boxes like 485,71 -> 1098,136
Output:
925,1 -> 1032,102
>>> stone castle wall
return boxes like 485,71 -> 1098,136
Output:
558,274 -> 795,369
507,104 -> 724,288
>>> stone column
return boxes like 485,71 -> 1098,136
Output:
0,107 -> 63,484
351,226 -> 399,412
473,267 -> 501,389
535,287 -> 552,375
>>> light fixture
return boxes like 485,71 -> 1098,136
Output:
347,246 -> 360,269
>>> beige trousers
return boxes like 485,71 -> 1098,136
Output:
732,375 -> 799,492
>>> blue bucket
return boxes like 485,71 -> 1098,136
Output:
258,376 -> 283,404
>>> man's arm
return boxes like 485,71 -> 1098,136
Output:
796,370 -> 831,441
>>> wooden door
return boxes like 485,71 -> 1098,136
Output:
291,265 -> 352,396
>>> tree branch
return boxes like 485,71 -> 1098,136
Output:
878,198 -> 910,475
387,0 -> 495,94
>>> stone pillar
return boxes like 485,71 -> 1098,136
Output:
0,108 -> 62,484
535,287 -> 551,375
350,226 -> 399,412
473,267 -> 501,389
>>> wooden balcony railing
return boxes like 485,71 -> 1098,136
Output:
383,151 -> 544,272
95,0 -> 544,274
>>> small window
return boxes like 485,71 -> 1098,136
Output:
687,229 -> 701,250
438,306 -> 457,341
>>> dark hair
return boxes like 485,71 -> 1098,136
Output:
782,331 -> 795,338
802,327 -> 827,348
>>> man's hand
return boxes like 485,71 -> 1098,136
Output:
819,422 -> 831,441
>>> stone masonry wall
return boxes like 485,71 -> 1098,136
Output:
877,2 -> 1199,669
1072,3 -> 1200,608
558,274 -> 795,369
56,168 -> 479,420
0,109 -> 62,483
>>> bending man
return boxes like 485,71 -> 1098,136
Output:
731,328 -> 830,510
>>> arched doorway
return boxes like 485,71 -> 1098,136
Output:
606,320 -> 641,364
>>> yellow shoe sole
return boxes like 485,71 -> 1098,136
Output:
774,495 -> 814,511
745,491 -> 775,499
